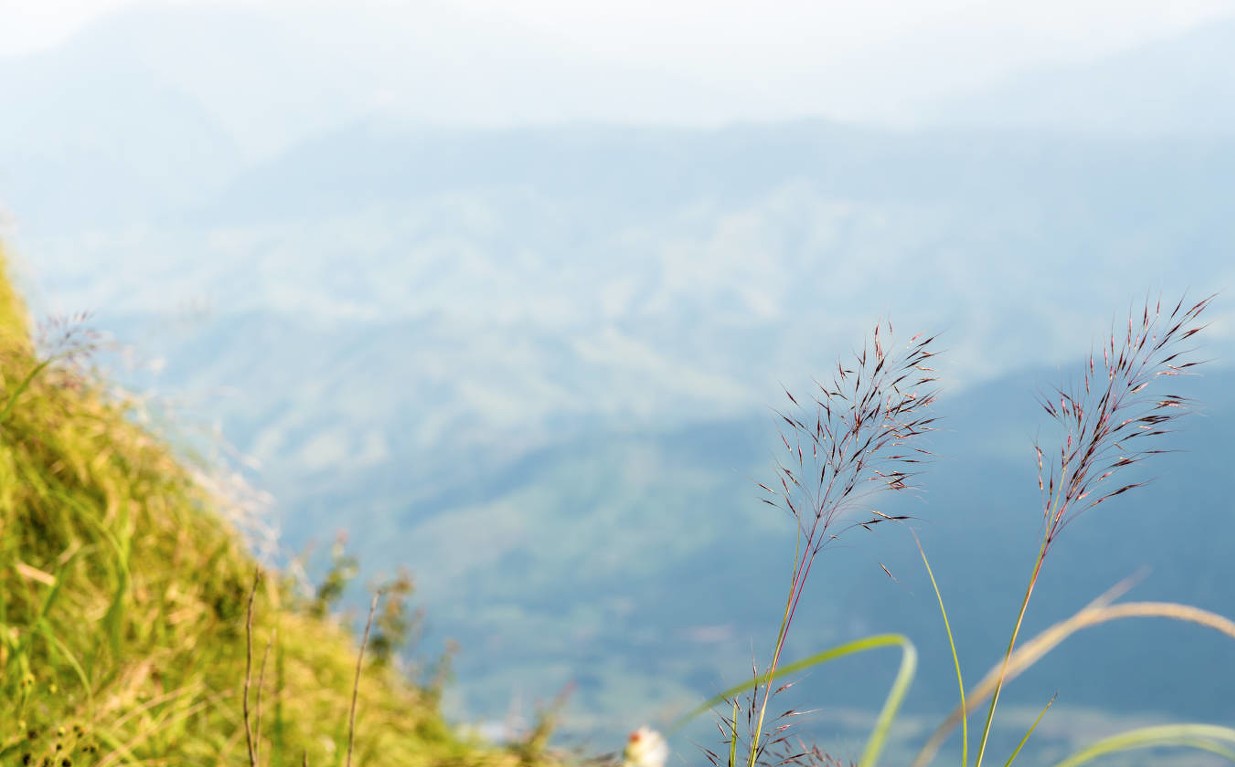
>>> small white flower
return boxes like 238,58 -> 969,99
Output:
622,726 -> 668,767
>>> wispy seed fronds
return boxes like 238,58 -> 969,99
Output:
1037,294 -> 1212,544
742,322 -> 938,766
765,321 -> 939,555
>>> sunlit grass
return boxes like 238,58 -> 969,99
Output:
0,247 -> 562,766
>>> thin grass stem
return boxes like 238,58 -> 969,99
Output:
974,539 -> 1047,767
1002,694 -> 1055,767
243,569 -> 261,767
346,592 -> 380,767
915,534 -> 967,767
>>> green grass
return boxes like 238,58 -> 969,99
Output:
0,247 -> 565,766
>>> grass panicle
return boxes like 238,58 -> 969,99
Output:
685,294 -> 1230,767
1036,293 -> 1213,545
974,294 -> 1214,767
736,322 -> 939,766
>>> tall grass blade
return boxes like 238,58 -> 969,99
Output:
729,697 -> 740,767
0,358 -> 52,424
974,539 -> 1047,767
916,534 -> 967,767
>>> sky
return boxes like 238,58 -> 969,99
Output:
5,0 -> 1235,58
4,0 -> 1235,128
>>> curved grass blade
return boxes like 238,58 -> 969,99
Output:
913,596 -> 1235,767
676,633 -> 911,729
857,634 -> 916,767
675,634 -> 916,767
1051,724 -> 1235,767
0,358 -> 53,424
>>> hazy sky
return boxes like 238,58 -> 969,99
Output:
4,0 -> 1235,127
5,0 -> 1235,58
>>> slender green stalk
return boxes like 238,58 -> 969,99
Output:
747,528 -> 809,766
974,538 -> 1048,767
1002,694 -> 1055,766
916,536 -> 967,767
728,698 -> 740,767
346,593 -> 380,767
243,570 -> 261,767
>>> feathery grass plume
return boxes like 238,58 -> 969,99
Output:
739,322 -> 938,767
1036,294 -> 1213,545
972,293 -> 1213,767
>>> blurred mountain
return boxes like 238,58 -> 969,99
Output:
25,119 -> 1235,398
195,117 -> 1235,225
923,18 -> 1235,135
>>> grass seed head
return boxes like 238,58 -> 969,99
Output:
1036,294 -> 1212,544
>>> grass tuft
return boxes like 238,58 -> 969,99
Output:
0,246 -> 564,765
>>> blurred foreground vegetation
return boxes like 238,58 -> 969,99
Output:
0,248 -> 567,766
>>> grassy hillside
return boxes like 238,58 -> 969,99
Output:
0,247 -> 565,766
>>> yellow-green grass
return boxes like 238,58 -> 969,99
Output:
0,247 -> 561,767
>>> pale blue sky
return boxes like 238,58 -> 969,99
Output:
4,0 -> 1235,128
